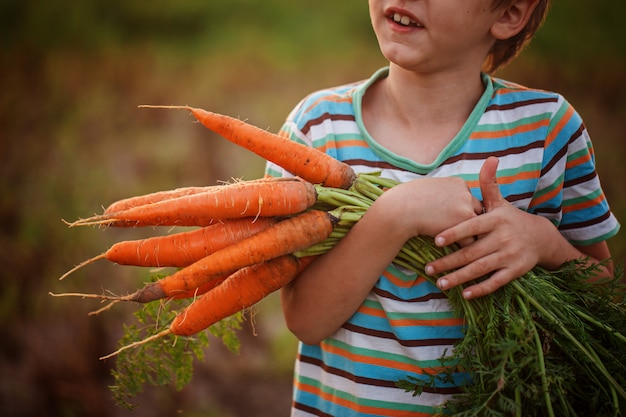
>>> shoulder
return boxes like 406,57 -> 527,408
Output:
286,68 -> 387,131
487,76 -> 569,113
485,76 -> 586,143
286,81 -> 361,127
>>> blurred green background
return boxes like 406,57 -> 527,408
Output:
1,1 -> 624,416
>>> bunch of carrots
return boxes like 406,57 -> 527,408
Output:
55,106 -> 626,415
54,105 -> 363,345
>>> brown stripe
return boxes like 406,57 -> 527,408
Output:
341,322 -> 462,348
540,120 -> 584,177
299,354 -> 463,395
343,158 -> 404,171
564,170 -> 597,188
301,113 -> 355,135
373,287 -> 448,303
532,206 -> 562,216
444,140 -> 544,165
293,402 -> 334,417
505,190 -> 536,204
559,210 -> 612,231
485,96 -> 559,112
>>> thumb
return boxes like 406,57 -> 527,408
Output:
479,156 -> 505,212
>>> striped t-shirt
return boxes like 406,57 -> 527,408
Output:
266,67 -> 620,417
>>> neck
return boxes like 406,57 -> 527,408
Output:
361,64 -> 488,165
382,64 -> 486,127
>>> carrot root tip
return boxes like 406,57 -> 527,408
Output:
138,104 -> 192,111
48,291 -> 137,303
88,300 -> 120,316
59,252 -> 107,280
64,217 -> 115,228
99,328 -> 172,360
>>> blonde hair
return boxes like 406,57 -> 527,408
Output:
483,0 -> 552,73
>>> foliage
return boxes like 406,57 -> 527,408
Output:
108,275 -> 243,410
398,260 -> 626,416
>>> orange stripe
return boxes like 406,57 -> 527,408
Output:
322,342 -> 447,376
494,86 -> 525,95
295,380 -> 434,417
564,195 -> 605,214
357,304 -> 387,319
306,137 -> 365,155
304,95 -> 353,114
335,138 -> 368,149
465,169 -> 538,189
390,316 -> 466,327
545,104 -> 574,148
470,118 -> 549,140
529,184 -> 562,208
317,138 -> 362,154
566,151 -> 592,170
357,304 -> 464,327
382,269 -> 428,289
324,342 -> 417,373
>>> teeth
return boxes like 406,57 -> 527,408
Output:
393,12 -> 415,26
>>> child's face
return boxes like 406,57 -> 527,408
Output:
368,0 -> 503,74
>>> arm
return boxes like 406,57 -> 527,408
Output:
282,176 -> 484,344
426,157 -> 615,299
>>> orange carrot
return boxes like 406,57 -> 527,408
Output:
139,105 -> 356,189
168,254 -> 314,301
103,178 -> 275,214
104,186 -> 214,214
101,209 -> 335,303
167,275 -> 229,300
58,217 -> 277,280
67,177 -> 317,228
172,255 -> 315,336
100,255 -> 317,359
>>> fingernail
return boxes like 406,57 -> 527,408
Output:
435,236 -> 445,246
463,290 -> 472,299
425,265 -> 435,276
437,278 -> 448,289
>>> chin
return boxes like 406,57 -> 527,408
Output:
379,45 -> 416,65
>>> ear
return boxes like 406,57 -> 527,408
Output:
491,0 -> 540,40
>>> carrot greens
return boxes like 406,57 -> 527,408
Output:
108,290 -> 242,410
397,259 -> 626,417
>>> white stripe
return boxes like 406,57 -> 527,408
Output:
296,360 -> 453,408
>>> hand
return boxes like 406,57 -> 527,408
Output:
376,175 -> 484,241
425,156 -> 560,299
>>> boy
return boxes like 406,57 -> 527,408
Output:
266,0 -> 620,415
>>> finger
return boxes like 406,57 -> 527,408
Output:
479,156 -> 506,212
458,269 -> 515,299
434,216 -> 484,248
457,236 -> 476,247
472,197 -> 484,215
428,242 -> 482,275
428,246 -> 494,287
